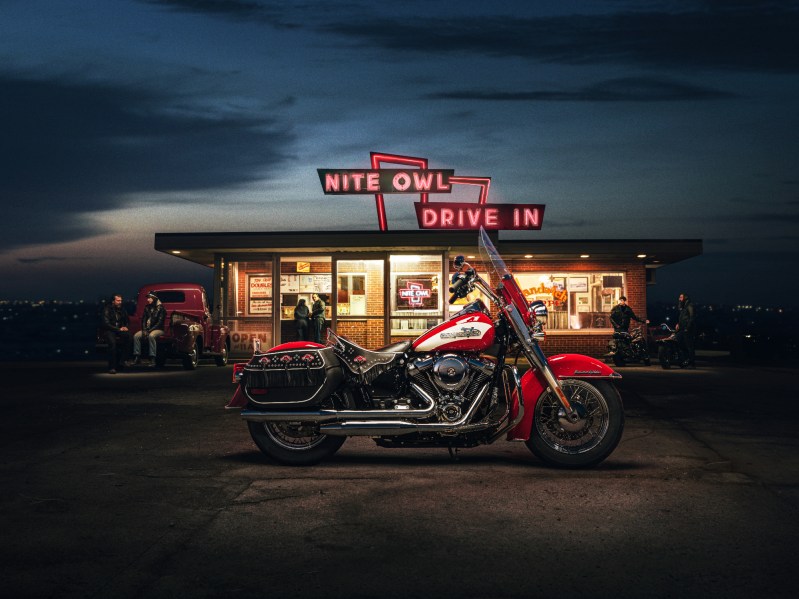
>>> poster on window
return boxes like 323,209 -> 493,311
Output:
280,274 -> 299,292
568,277 -> 588,293
395,275 -> 439,311
248,275 -> 273,315
249,299 -> 273,315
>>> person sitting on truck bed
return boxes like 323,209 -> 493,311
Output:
101,293 -> 131,374
132,291 -> 166,366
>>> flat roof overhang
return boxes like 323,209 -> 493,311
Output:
154,231 -> 702,269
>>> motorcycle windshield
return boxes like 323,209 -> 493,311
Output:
477,227 -> 531,322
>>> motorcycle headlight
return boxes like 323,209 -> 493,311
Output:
529,300 -> 548,323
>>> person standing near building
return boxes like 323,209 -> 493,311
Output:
294,298 -> 309,341
610,296 -> 648,332
131,291 -> 166,365
675,292 -> 697,368
310,293 -> 326,343
101,293 -> 131,374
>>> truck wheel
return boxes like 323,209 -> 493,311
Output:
182,342 -> 200,370
215,342 -> 229,367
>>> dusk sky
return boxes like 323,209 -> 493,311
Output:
2,0 -> 798,307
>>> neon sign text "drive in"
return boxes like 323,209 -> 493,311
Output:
317,152 -> 545,232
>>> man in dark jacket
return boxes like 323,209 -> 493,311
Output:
132,291 -> 166,365
609,296 -> 648,332
310,293 -> 326,343
101,294 -> 131,374
676,292 -> 697,367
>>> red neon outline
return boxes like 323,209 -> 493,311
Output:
448,176 -> 491,205
370,152 -> 428,231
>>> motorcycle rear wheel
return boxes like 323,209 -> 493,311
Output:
247,421 -> 345,466
658,345 -> 671,369
526,379 -> 624,469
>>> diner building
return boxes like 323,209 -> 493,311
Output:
154,230 -> 701,358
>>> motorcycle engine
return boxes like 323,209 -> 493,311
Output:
407,354 -> 495,423
432,354 -> 470,391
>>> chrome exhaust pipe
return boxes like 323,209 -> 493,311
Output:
319,384 -> 491,437
240,382 -> 436,423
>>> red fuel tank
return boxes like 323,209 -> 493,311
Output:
412,311 -> 495,353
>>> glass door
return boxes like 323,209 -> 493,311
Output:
334,257 -> 385,348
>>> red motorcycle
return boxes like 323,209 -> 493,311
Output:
227,228 -> 624,468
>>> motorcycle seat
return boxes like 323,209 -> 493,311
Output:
376,339 -> 413,353
328,330 -> 406,384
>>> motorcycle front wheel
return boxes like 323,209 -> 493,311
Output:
526,379 -> 624,469
247,420 -> 345,466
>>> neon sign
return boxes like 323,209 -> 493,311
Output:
318,152 -> 545,232
399,281 -> 432,307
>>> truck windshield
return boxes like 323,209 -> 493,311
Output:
152,291 -> 185,303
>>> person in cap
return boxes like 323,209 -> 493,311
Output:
131,291 -> 166,366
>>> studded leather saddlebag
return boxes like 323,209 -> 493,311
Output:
242,346 -> 343,407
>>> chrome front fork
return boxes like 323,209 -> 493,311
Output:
504,303 -> 574,414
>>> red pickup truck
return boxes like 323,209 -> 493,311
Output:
100,283 -> 230,370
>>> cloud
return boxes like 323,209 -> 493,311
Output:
140,0 -> 305,28
16,256 -> 91,265
318,3 -> 799,73
424,77 -> 735,103
0,73 -> 294,252
715,213 -> 799,223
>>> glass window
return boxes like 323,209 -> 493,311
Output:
389,254 -> 444,338
336,258 -> 385,348
222,258 -> 274,355
280,256 -> 332,342
514,272 -> 625,330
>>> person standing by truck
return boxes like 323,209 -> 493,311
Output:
311,293 -> 326,343
131,291 -> 166,365
101,294 -> 131,374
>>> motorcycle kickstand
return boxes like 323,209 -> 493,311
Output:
448,446 -> 460,462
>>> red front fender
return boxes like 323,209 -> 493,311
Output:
507,354 -> 620,441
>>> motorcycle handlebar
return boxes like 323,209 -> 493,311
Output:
448,276 -> 466,304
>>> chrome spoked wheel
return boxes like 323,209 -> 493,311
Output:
536,379 -> 608,454
247,420 -> 345,465
526,379 -> 624,468
264,422 -> 329,451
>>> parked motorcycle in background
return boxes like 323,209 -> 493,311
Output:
654,323 -> 687,369
606,323 -> 651,367
227,228 -> 625,469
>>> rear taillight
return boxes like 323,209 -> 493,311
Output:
232,363 -> 246,383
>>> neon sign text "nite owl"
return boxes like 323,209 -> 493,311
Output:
399,281 -> 432,306
317,152 -> 546,232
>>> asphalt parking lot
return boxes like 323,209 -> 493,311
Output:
1,358 -> 797,598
